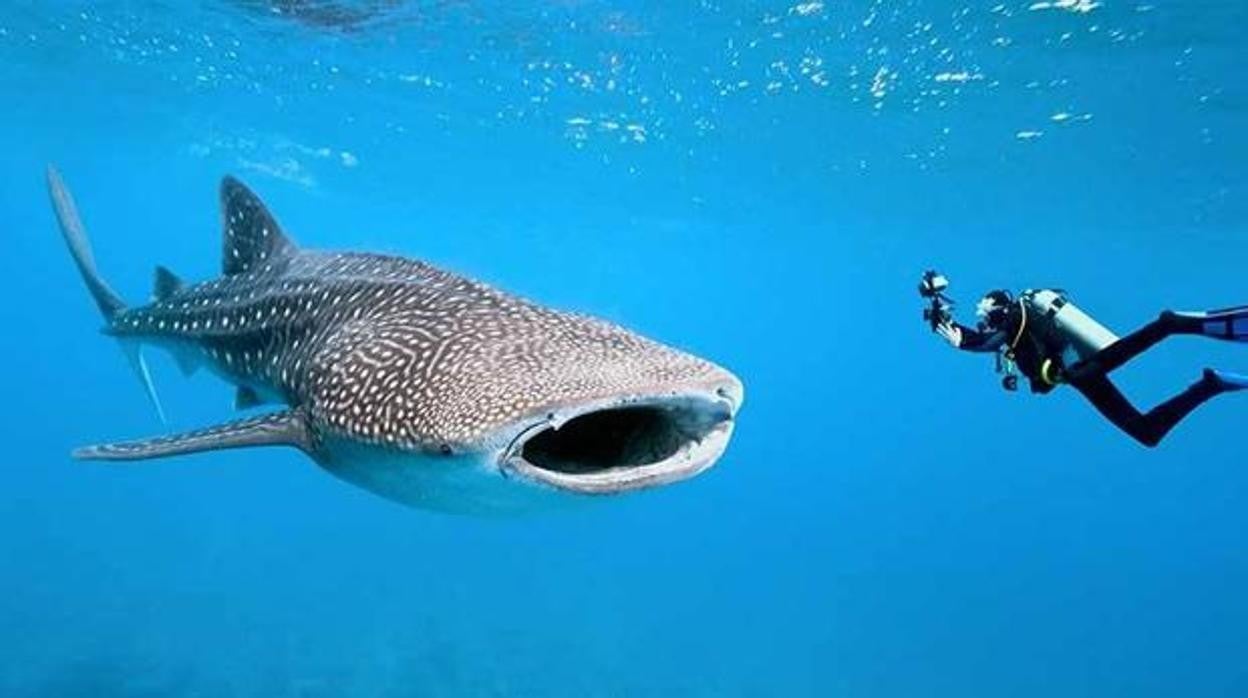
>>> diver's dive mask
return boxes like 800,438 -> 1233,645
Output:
976,290 -> 1013,331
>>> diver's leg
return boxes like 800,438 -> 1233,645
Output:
1084,306 -> 1248,377
1069,371 -> 1227,447
1078,311 -> 1207,376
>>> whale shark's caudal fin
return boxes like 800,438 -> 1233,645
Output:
119,341 -> 166,423
219,175 -> 297,276
46,167 -> 125,319
47,165 -> 166,423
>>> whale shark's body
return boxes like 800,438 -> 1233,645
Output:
48,167 -> 743,513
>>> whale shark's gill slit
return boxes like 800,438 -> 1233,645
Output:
520,404 -> 726,474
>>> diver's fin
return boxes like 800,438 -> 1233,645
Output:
152,265 -> 184,301
234,386 -> 269,410
48,166 -> 166,422
73,409 -> 313,461
1176,306 -> 1248,342
219,176 -> 297,276
1205,368 -> 1248,392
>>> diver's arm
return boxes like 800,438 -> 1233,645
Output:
937,321 -> 1005,353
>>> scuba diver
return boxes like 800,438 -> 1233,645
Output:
919,270 -> 1248,447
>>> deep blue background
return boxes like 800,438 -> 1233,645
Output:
2,1 -> 1246,695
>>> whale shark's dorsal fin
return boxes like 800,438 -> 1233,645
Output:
72,409 -> 313,461
219,176 -> 297,276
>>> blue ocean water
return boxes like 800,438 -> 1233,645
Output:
2,1 -> 1247,695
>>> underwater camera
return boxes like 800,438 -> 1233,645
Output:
919,270 -> 954,331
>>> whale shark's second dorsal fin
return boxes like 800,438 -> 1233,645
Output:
153,265 -> 184,301
219,176 -> 297,276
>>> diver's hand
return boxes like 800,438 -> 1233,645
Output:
935,321 -> 962,347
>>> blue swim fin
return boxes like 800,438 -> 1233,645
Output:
1204,368 -> 1248,392
1178,306 -> 1248,342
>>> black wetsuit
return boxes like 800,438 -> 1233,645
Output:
950,301 -> 1064,395
953,302 -> 1234,447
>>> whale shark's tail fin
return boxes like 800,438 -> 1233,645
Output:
47,165 -> 166,423
46,166 -> 126,320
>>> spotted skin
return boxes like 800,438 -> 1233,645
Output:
50,168 -> 742,512
113,244 -> 727,454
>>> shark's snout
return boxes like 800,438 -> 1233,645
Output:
500,373 -> 743,495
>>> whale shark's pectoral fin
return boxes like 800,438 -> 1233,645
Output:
72,409 -> 313,461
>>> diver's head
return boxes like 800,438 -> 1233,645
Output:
976,290 -> 1013,331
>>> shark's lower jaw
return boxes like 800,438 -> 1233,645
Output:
500,388 -> 740,495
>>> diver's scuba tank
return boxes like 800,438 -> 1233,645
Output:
1020,289 -> 1119,364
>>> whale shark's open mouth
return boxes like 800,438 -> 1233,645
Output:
501,389 -> 740,494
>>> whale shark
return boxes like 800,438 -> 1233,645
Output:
48,166 -> 743,513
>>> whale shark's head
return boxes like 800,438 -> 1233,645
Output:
492,350 -> 743,496
312,304 -> 744,514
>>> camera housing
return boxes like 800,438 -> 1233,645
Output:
919,270 -> 949,298
920,270 -> 954,331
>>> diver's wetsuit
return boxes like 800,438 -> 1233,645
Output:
949,303 -> 1065,395
951,304 -> 1248,447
